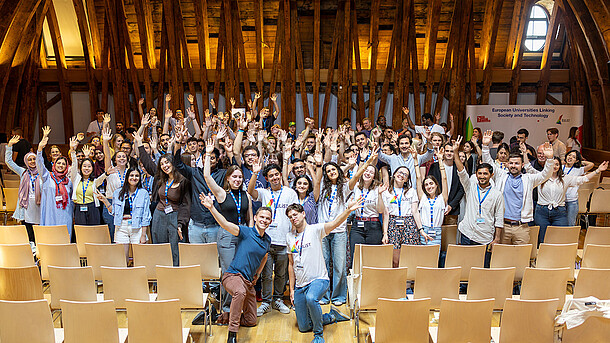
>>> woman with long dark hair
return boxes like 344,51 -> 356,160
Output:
70,141 -> 107,226
414,149 -> 448,246
382,166 -> 423,267
532,157 -> 607,243
97,168 -> 151,259
566,126 -> 582,153
562,150 -> 594,226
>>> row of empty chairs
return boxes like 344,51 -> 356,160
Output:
0,299 -> 191,343
0,188 -> 18,224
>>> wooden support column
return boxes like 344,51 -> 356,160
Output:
509,0 -> 534,104
213,1 -> 225,108
104,0 -> 129,125
467,9 -> 477,106
73,0 -> 99,120
20,46 -> 41,141
338,0 -> 350,122
233,0 -> 251,107
85,0 -> 101,63
101,19 -> 110,111
293,0 -> 309,117
254,0 -> 264,111
505,0 -> 525,68
222,0 -> 235,109
268,0 -> 283,110
157,15 -> 168,111
433,1 -> 460,115
321,0 -> 345,128
479,0 -> 505,104
536,6 -> 562,104
423,0 -> 441,116
176,2 -> 199,117
368,0 -> 380,121
409,0 -> 421,122
378,2 -> 400,120
393,0 -> 407,129
281,0 -> 294,128
448,0 -> 471,131
313,0 -> 320,123
46,1 -> 74,141
351,0 -> 365,123
194,0 -> 210,110
162,0 -> 182,113
133,0 -> 156,109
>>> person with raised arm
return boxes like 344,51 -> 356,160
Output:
285,200 -> 362,343
36,129 -> 74,236
69,141 -> 107,226
101,127 -> 130,240
453,135 -> 504,266
562,150 -> 594,226
247,157 -> 298,316
427,140 -> 465,225
199,193 -> 272,343
5,132 -> 44,242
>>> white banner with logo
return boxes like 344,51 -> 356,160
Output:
465,105 -> 584,147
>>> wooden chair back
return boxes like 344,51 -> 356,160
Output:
529,226 -> 540,260
445,244 -> 485,281
3,187 -> 18,212
521,267 -> 569,310
359,267 -> 407,310
61,300 -> 121,343
74,225 -> 110,258
0,225 -> 29,244
85,243 -> 127,280
100,266 -> 149,308
536,243 -> 577,280
490,244 -> 531,281
48,266 -> 97,310
156,265 -> 205,308
132,243 -> 173,279
178,243 -> 220,280
561,316 -> 610,343
37,243 -> 80,280
374,298 -> 431,343
544,226 -> 581,244
0,243 -> 35,267
33,225 -> 70,245
0,299 -> 55,343
573,268 -> 610,299
352,244 -> 393,273
0,265 -> 44,301
399,244 -> 440,280
440,224 -> 457,252
583,226 -> 610,250
498,299 -> 558,343
581,244 -> 610,269
414,267 -> 460,308
589,190 -> 610,214
467,267 -> 515,309
125,299 -> 184,343
437,298 -> 494,343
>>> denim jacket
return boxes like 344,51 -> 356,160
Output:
112,188 -> 152,229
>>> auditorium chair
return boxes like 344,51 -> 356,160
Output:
491,299 -> 558,343
367,298 -> 431,343
125,299 -> 191,343
464,267 -> 515,310
430,298 -> 494,343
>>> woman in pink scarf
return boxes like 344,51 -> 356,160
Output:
5,135 -> 42,242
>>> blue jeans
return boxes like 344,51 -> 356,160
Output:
101,199 -> 115,243
421,226 -> 442,245
188,220 -> 219,243
294,278 -> 335,338
534,204 -> 568,244
321,231 -> 347,304
566,200 -> 579,227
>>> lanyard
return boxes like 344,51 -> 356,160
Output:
127,190 -> 138,215
428,196 -> 437,225
165,179 -> 175,205
81,179 -> 90,203
360,189 -> 371,216
477,185 -> 491,216
97,121 -> 102,132
299,194 -> 307,206
362,149 -> 372,163
349,169 -> 353,179
393,188 -> 404,216
119,168 -> 127,186
50,173 -> 66,194
142,175 -> 152,193
195,153 -> 202,166
29,171 -> 38,192
298,232 -> 305,257
563,165 -> 574,175
327,186 -> 337,217
229,191 -> 242,224
270,186 -> 283,221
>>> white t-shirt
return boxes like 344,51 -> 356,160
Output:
354,185 -> 379,218
415,124 -> 445,143
256,186 -> 299,246
286,223 -> 329,288
445,164 -> 454,190
566,138 -> 581,152
563,166 -> 585,202
318,182 -> 352,233
382,187 -> 418,217
87,120 -> 104,135
418,195 -> 446,227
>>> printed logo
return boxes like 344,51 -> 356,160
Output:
477,115 -> 491,123
556,115 -> 563,125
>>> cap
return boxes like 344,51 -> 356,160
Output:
289,121 -> 296,127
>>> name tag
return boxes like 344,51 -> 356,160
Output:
55,196 -> 63,203
395,219 -> 405,227
164,205 -> 173,214
127,219 -> 132,226
29,193 -> 36,199
476,218 -> 485,224
80,206 -> 88,212
268,223 -> 278,230
357,221 -> 365,228
428,230 -> 436,238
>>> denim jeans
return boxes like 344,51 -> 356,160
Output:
322,231 -> 347,304
534,204 -> 568,244
565,200 -> 579,227
101,199 -> 115,243
188,220 -> 219,243
421,225 -> 442,245
261,244 -> 289,303
294,278 -> 334,338
218,228 -> 239,312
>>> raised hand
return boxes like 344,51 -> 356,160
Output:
435,147 -> 444,162
252,158 -> 263,173
82,145 -> 93,158
305,117 -> 314,127
103,113 -> 111,124
150,115 -> 158,127
69,136 -> 79,150
76,132 -> 85,142
230,97 -> 236,107
141,113 -> 151,127
224,137 -> 233,151
453,135 -> 462,153
541,142 -> 554,159
188,94 -> 194,104
139,98 -> 145,105
246,131 -> 256,143
346,196 -> 366,212
377,183 -> 388,194
165,94 -> 171,102
402,106 -> 409,115
449,113 -> 454,122
132,131 -> 143,145
519,142 -> 527,154
199,192 -> 215,209
210,98 -> 216,109
348,155 -> 357,166
247,99 -> 253,109
41,126 -> 51,138
257,130 -> 266,142
165,109 -> 173,120
314,150 -> 323,165
205,138 -> 215,154
149,136 -> 158,151
435,112 -> 441,122
356,123 -> 362,131
187,107 -> 196,120
283,143 -> 292,160
270,93 -> 277,102
38,136 -> 49,151
8,135 -> 20,147
102,127 -> 113,142
598,161 -> 609,172
481,130 -> 493,146
371,127 -> 382,140
217,126 -> 228,140
238,116 -> 248,130
255,92 -> 261,100
278,129 -> 287,142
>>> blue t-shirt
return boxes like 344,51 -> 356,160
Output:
226,225 -> 271,281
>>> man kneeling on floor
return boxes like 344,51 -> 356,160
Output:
200,193 -> 271,343
286,200 -> 360,343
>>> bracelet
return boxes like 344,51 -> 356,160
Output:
238,129 -> 245,133
316,164 -> 322,167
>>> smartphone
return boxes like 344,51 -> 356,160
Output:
232,108 -> 245,119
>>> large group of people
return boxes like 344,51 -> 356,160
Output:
2,92 -> 607,343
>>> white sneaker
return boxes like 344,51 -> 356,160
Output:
272,299 -> 290,314
257,302 -> 270,317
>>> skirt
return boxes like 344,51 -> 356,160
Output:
388,215 -> 420,249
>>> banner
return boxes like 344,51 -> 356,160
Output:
465,105 -> 584,147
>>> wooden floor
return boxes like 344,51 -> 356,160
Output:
51,301 -> 502,343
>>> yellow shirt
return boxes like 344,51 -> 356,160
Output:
75,179 -> 95,204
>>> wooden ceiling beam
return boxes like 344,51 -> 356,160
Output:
448,0 -> 472,132
479,0 -> 505,105
467,8 -> 477,106
393,0 -> 407,129
312,0 -> 320,124
104,0 -> 129,125
233,0 -> 251,108
222,0 -> 235,109
433,0 -> 460,115
338,0 -> 349,120
84,0 -> 101,64
212,1 -> 225,108
175,1 -> 199,117
100,18 -> 110,111
423,0 -> 441,116
351,0 -> 365,123
409,0 -> 421,123
119,0 -> 141,120
536,6 -> 562,105
268,0 -> 283,110
157,14 -> 168,111
162,0 -> 183,113
293,0 -> 309,117
193,0 -> 210,109
321,0 -> 344,127
505,0 -> 525,68
72,0 -> 99,120
253,0 -> 264,111
378,0 -> 400,120
133,0 -> 155,109
281,0 -> 294,127
509,0 -> 535,104
367,0 -> 380,121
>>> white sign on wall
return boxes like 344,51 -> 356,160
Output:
465,105 -> 584,147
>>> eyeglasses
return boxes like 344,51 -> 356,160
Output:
243,153 -> 258,158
